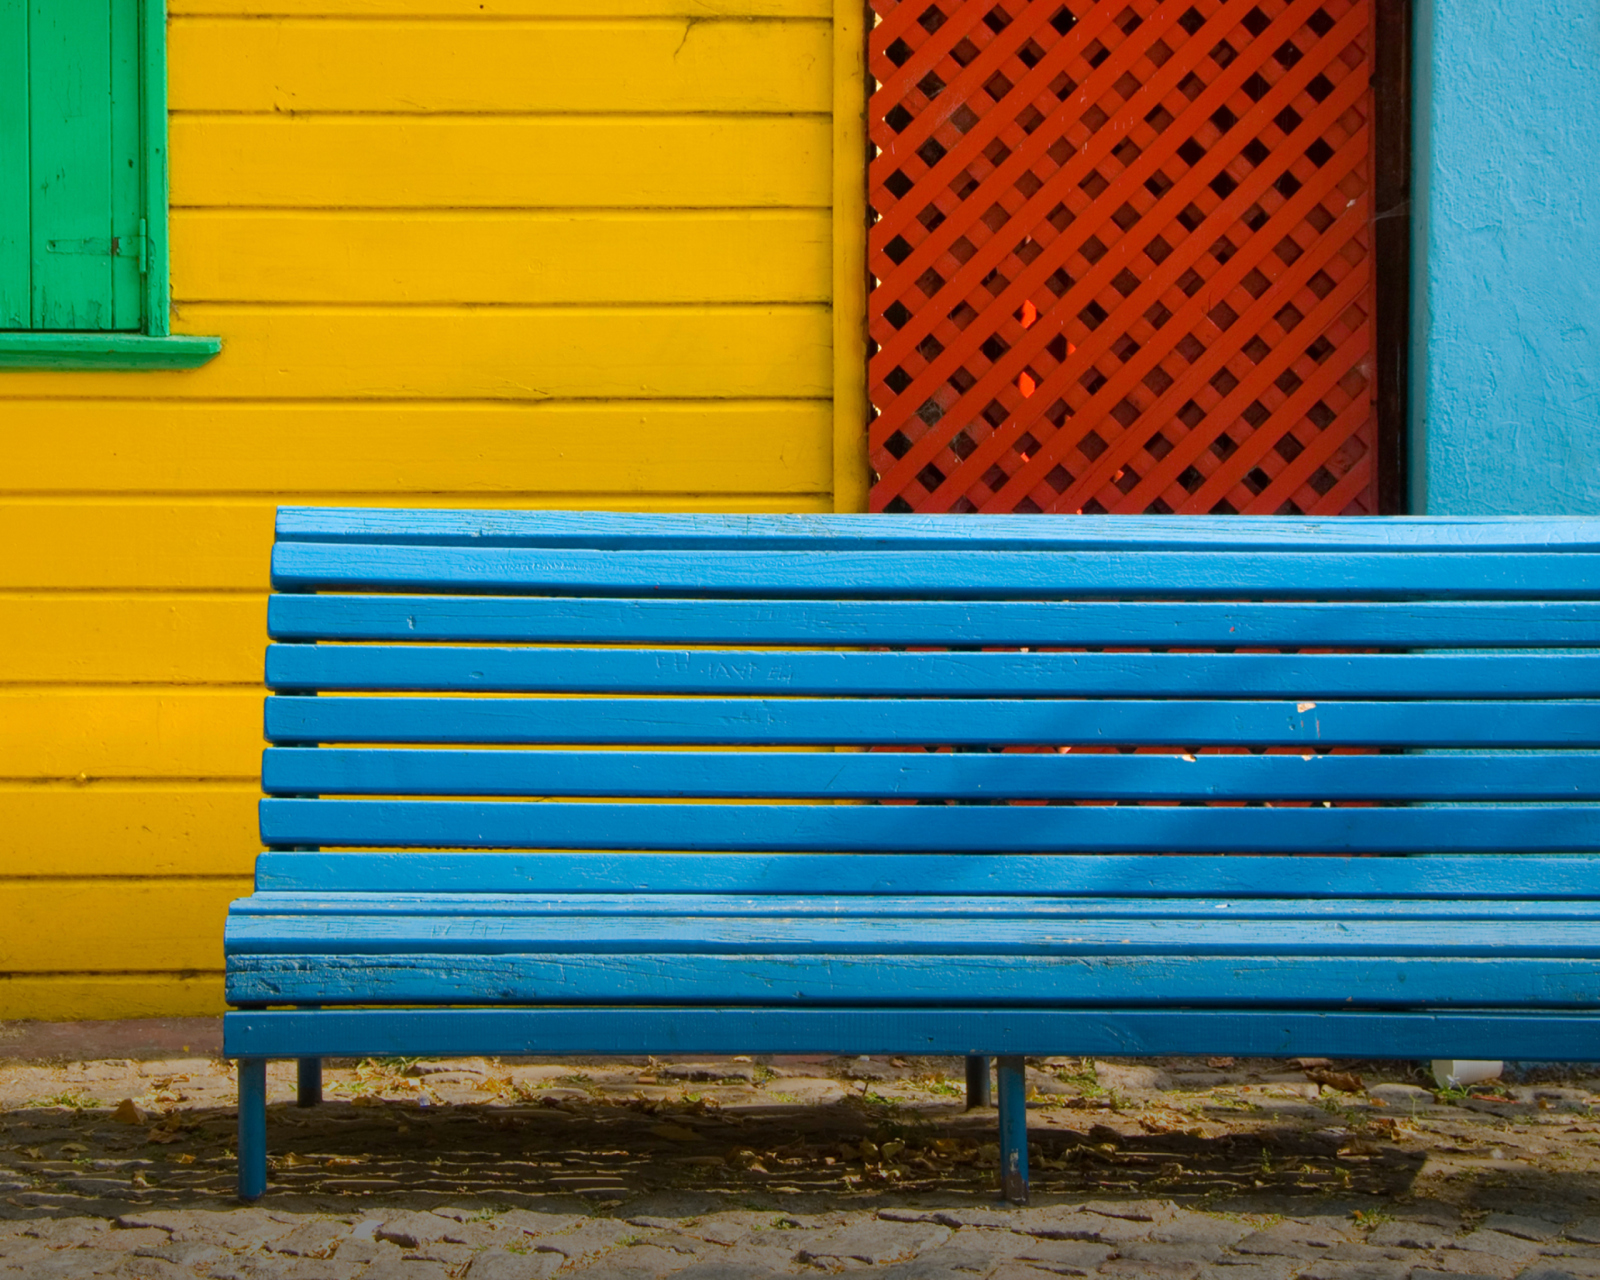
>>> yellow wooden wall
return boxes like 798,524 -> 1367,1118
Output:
0,0 -> 868,1020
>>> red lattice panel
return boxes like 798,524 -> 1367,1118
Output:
868,0 -> 1379,515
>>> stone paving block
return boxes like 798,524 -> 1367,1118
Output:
528,1219 -> 635,1266
1150,1217 -> 1252,1249
928,1209 -> 1011,1228
1453,1234 -> 1546,1263
463,1252 -> 566,1280
1297,1260 -> 1413,1280
358,1259 -> 453,1280
665,1259 -> 790,1280
413,1241 -> 476,1268
672,1216 -> 753,1247
499,1210 -> 588,1239
268,1220 -> 351,1257
23,1216 -> 113,1245
1371,1224 -> 1457,1250
1231,1232 -> 1329,1260
1485,1218 -> 1566,1244
5,1250 -> 123,1278
135,1239 -> 233,1269
990,1265 -> 1064,1280
1322,1244 -> 1417,1263
1567,1224 -> 1600,1247
1096,1257 -> 1204,1280
108,1257 -> 195,1280
1519,1270 -> 1591,1280
1119,1240 -> 1227,1265
1090,1202 -> 1180,1224
1422,1252 -> 1526,1280
798,1220 -> 952,1266
1012,1238 -> 1117,1274
566,1249 -> 692,1280
1202,1260 -> 1300,1280
1015,1210 -> 1113,1241
1536,1257 -> 1600,1277
1411,1271 -> 1501,1280
373,1211 -> 453,1248
330,1237 -> 391,1264
92,1225 -> 171,1252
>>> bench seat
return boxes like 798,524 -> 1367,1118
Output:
225,508 -> 1600,1204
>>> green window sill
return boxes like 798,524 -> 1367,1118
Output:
0,332 -> 222,370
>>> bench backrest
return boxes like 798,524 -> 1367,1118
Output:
257,508 -> 1600,894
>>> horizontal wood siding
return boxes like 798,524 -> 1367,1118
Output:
1,1 -> 844,1018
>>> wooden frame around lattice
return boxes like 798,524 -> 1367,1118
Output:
867,0 -> 1385,515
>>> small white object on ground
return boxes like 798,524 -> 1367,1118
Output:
1432,1059 -> 1504,1088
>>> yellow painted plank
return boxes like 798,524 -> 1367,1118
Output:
170,115 -> 831,208
832,0 -> 869,513
0,879 -> 246,972
0,596 -> 266,683
0,691 -> 262,779
170,19 -> 831,114
0,495 -> 832,591
4,402 -> 832,493
0,306 -> 833,399
172,0 -> 830,14
0,974 -> 227,1021
0,503 -> 273,590
0,784 -> 259,876
171,211 -> 832,305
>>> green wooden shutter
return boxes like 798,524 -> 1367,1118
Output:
1,0 -> 144,332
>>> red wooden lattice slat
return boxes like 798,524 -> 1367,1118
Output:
867,0 -> 1379,515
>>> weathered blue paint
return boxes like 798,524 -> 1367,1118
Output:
257,797 -> 1600,853
250,852 -> 1600,899
997,1056 -> 1029,1204
237,1059 -> 266,1202
261,747 -> 1600,802
224,1007 -> 1600,1062
266,595 -> 1600,649
1411,0 -> 1600,513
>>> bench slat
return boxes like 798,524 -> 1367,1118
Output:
224,952 -> 1600,1007
268,596 -> 1600,648
270,544 -> 1600,599
226,913 -> 1600,955
262,748 -> 1600,801
258,798 -> 1600,853
250,852 -> 1600,898
275,508 -> 1600,552
221,1004 -> 1600,1061
264,696 -> 1600,747
266,646 -> 1600,698
231,892 -> 1600,920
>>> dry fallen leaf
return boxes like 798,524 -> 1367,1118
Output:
174,1153 -> 196,1165
1306,1069 -> 1365,1094
650,1122 -> 701,1144
278,1151 -> 314,1167
58,1143 -> 88,1154
110,1099 -> 146,1125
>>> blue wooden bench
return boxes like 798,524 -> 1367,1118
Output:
226,507 -> 1600,1203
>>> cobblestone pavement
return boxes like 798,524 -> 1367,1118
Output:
3,1042 -> 1599,1279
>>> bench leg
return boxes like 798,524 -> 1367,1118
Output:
238,1058 -> 268,1203
965,1055 -> 992,1108
996,1055 -> 1029,1205
297,1058 -> 322,1107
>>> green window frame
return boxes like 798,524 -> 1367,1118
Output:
0,0 -> 217,369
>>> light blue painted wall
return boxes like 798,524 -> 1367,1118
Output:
1411,0 -> 1600,513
